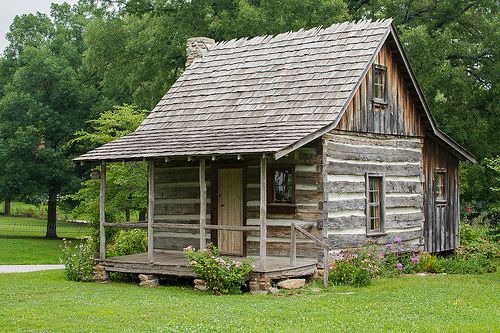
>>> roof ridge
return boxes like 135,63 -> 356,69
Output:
211,19 -> 392,50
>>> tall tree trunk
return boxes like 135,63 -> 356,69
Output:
125,209 -> 130,222
139,209 -> 146,222
4,194 -> 11,216
46,189 -> 58,239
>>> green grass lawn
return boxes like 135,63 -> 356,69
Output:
0,237 -> 64,264
0,270 -> 498,332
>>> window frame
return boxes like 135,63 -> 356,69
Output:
435,169 -> 447,204
267,164 -> 296,214
365,173 -> 386,236
372,64 -> 388,106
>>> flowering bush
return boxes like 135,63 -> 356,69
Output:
60,237 -> 95,282
184,245 -> 253,295
329,255 -> 372,287
107,229 -> 147,257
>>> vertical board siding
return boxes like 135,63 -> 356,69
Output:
422,138 -> 460,252
324,131 -> 425,249
336,44 -> 423,137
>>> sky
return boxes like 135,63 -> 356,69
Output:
0,0 -> 79,52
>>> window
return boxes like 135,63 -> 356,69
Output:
435,170 -> 446,202
373,64 -> 387,104
366,174 -> 385,234
267,165 -> 295,213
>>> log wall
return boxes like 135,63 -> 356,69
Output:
422,138 -> 460,252
153,161 -> 211,250
324,131 -> 425,249
152,141 -> 324,256
336,44 -> 424,137
246,141 -> 324,257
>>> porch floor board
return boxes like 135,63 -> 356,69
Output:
100,250 -> 318,279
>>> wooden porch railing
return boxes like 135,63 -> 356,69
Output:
290,222 -> 331,287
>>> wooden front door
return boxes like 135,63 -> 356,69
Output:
217,168 -> 244,255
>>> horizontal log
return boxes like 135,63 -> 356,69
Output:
385,195 -> 422,208
325,132 -> 421,149
203,225 -> 260,231
152,223 -> 200,230
327,142 -> 421,163
326,161 -> 422,177
325,199 -> 365,212
324,180 -> 422,194
327,229 -> 421,249
103,222 -> 147,228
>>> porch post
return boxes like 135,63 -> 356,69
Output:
147,160 -> 155,263
260,155 -> 267,271
199,159 -> 207,250
99,161 -> 106,260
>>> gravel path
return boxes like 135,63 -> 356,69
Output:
0,265 -> 64,273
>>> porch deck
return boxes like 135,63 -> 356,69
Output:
100,250 -> 318,279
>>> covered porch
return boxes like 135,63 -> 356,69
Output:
96,153 -> 329,282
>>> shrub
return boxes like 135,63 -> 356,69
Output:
107,229 -> 147,257
436,254 -> 496,274
416,253 -> 439,273
60,237 -> 95,282
459,223 -> 500,259
329,259 -> 372,287
184,245 -> 253,295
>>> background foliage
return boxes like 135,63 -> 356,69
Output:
0,0 -> 498,232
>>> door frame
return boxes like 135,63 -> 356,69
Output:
210,162 -> 247,256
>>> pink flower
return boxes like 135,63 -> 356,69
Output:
396,263 -> 403,271
466,207 -> 472,214
412,256 -> 419,264
386,243 -> 392,249
394,237 -> 402,244
183,245 -> 195,251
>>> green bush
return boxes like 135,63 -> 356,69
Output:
459,223 -> 500,259
416,253 -> 439,273
329,255 -> 372,287
184,245 -> 253,295
60,237 -> 95,282
436,255 -> 496,274
107,229 -> 147,257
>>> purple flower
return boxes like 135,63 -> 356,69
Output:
386,243 -> 392,249
394,237 -> 402,244
412,256 -> 419,264
396,263 -> 403,271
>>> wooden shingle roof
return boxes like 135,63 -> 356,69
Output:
75,19 -> 396,161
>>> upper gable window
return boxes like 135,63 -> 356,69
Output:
373,64 -> 387,104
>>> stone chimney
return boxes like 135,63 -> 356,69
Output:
185,37 -> 216,67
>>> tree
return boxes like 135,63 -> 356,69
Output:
69,105 -> 148,223
0,2 -> 109,237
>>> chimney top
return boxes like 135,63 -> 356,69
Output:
185,37 -> 216,67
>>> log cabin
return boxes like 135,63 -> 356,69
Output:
75,19 -> 475,283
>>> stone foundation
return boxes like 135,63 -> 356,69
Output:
92,264 -> 109,282
139,274 -> 159,287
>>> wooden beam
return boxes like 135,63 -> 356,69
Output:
204,225 -> 260,231
99,161 -> 106,260
103,222 -> 147,228
147,161 -> 155,263
259,155 -> 267,271
322,138 -> 329,288
199,159 -> 207,250
290,222 -> 297,267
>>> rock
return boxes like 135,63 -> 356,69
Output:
194,279 -> 206,285
259,282 -> 271,291
277,279 -> 306,290
250,290 -> 269,295
92,264 -> 109,282
269,287 -> 280,295
138,274 -> 159,287
248,279 -> 259,292
194,284 -> 208,292
316,269 -> 324,276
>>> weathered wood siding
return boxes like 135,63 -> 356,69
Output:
423,138 -> 460,252
246,141 -> 324,257
153,161 -> 211,250
324,131 -> 425,249
336,44 -> 424,137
